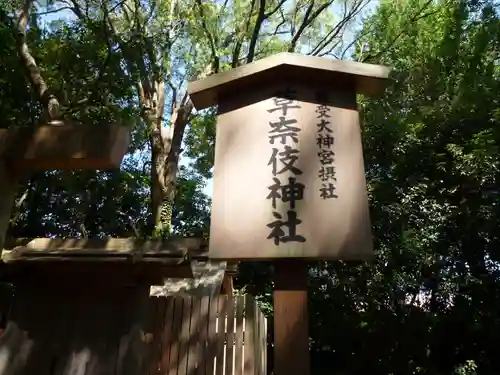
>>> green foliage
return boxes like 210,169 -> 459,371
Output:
184,110 -> 216,179
244,1 -> 500,374
293,0 -> 500,373
172,166 -> 211,235
455,360 -> 478,375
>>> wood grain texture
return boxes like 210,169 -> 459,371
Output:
2,237 -> 208,262
243,297 -> 256,375
0,236 -> 215,284
0,282 -> 150,375
215,296 -> 227,375
145,295 -> 267,375
0,123 -> 130,171
0,293 -> 267,375
187,298 -> 201,375
273,260 -> 310,375
234,297 -> 244,375
0,261 -> 194,286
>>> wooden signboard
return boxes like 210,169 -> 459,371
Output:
188,52 -> 391,375
188,53 -> 391,261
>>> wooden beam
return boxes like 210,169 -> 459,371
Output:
220,273 -> 234,295
0,122 -> 130,171
225,261 -> 240,275
1,261 -> 193,285
2,237 -> 208,263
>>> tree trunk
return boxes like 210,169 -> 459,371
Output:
16,0 -> 62,124
150,129 -> 169,235
149,98 -> 191,237
0,163 -> 18,254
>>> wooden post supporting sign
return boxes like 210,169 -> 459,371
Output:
274,259 -> 310,375
187,53 -> 391,375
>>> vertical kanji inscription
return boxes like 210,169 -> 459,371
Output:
315,92 -> 338,200
265,89 -> 306,245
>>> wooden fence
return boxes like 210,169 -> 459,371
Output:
146,294 -> 268,375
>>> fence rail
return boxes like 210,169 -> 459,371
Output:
146,294 -> 267,375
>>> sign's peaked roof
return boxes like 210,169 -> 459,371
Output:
187,52 -> 391,110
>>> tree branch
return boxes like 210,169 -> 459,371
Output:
246,0 -> 266,63
309,0 -> 366,56
218,0 -> 230,22
155,80 -> 165,131
318,38 -> 343,58
194,0 -> 220,73
289,1 -> 334,53
232,0 -> 256,67
256,6 -> 287,54
9,188 -> 29,227
264,0 -> 287,18
15,0 -> 61,124
35,6 -> 74,16
167,77 -> 178,116
290,2 -> 300,37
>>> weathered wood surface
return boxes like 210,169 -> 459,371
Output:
0,281 -> 151,375
221,274 -> 235,295
0,237 -> 214,284
2,237 -> 208,263
0,286 -> 267,375
1,261 -> 194,286
145,295 -> 268,375
0,123 -> 130,171
273,260 -> 310,375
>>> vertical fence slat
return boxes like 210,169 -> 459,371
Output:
147,297 -> 167,375
257,309 -> 264,375
255,299 -> 261,375
243,295 -> 256,375
234,297 -> 244,375
188,298 -> 201,375
159,297 -> 175,375
259,310 -> 267,375
263,314 -> 267,375
61,289 -> 88,375
51,289 -> 74,375
168,298 -> 184,375
196,296 -> 210,375
149,294 -> 267,375
205,295 -> 218,375
178,297 -> 192,375
215,296 -> 227,375
225,297 -> 235,375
